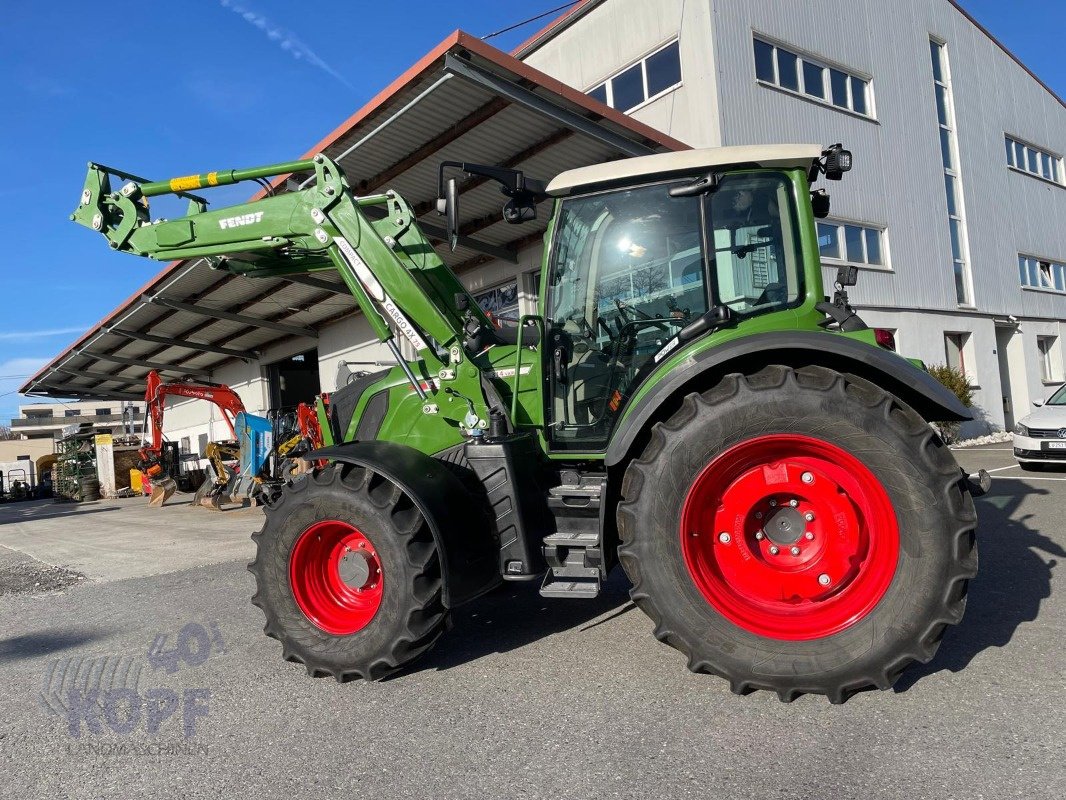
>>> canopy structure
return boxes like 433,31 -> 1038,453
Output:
23,30 -> 686,401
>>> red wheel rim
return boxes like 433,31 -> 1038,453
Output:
680,434 -> 898,640
289,520 -> 383,635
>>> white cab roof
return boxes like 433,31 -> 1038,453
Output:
546,144 -> 824,196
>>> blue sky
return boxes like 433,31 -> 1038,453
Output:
0,0 -> 1063,422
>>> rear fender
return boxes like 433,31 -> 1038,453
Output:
606,330 -> 971,468
306,440 -> 500,606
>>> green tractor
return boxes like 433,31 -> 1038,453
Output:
73,143 -> 984,702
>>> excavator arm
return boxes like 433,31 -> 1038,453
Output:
72,155 -> 512,433
140,370 -> 248,506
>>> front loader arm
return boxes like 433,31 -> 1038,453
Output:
73,154 -> 504,432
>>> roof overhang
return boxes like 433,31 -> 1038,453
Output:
23,29 -> 687,401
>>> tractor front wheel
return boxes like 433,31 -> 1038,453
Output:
249,463 -> 448,681
617,365 -> 977,703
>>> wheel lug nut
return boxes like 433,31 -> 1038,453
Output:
789,499 -> 798,507
718,532 -> 731,544
769,545 -> 779,555
755,531 -> 765,540
790,546 -> 801,556
755,512 -> 763,520
805,531 -> 814,540
769,500 -> 777,507
818,573 -> 831,586
801,472 -> 814,484
804,512 -> 815,522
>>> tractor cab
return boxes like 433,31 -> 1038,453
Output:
539,144 -> 824,450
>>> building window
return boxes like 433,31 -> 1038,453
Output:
588,39 -> 682,113
1019,254 -> 1066,292
817,220 -> 887,267
946,334 -> 972,379
930,39 -> 973,306
95,408 -> 111,416
198,433 -> 209,457
180,437 -> 191,454
17,455 -> 30,461
1038,336 -> 1062,383
64,409 -> 80,418
1005,135 -> 1062,184
752,36 -> 872,117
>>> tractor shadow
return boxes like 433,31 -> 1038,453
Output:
896,477 -> 1064,692
398,571 -> 634,676
0,629 -> 105,664
0,499 -> 120,527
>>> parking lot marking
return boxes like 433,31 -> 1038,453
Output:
984,465 -> 1021,473
951,447 -> 1013,451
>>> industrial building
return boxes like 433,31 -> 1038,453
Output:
9,401 -> 144,440
20,0 -> 1066,452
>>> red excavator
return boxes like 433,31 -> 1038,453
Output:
140,370 -> 246,506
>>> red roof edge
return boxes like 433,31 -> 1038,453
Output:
455,31 -> 688,153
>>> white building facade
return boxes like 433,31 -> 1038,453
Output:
519,0 -> 1066,433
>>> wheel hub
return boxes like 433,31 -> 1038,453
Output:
681,434 -> 899,641
289,520 -> 384,635
337,547 -> 378,590
763,505 -> 804,545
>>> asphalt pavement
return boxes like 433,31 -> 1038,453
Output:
0,444 -> 1063,799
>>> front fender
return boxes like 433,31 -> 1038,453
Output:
307,440 -> 500,606
606,330 -> 971,467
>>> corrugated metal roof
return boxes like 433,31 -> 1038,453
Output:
23,29 -> 685,401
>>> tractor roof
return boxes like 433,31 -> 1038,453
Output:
546,144 -> 823,196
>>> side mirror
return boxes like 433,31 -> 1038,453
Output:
1033,400 -> 1044,407
443,177 -> 459,251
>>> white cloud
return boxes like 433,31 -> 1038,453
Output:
219,0 -> 354,89
0,326 -> 90,342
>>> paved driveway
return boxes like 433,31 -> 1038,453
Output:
0,448 -> 1063,799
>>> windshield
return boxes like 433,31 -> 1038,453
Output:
1046,384 -> 1066,405
543,171 -> 803,451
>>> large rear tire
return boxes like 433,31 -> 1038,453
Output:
249,463 -> 448,681
617,365 -> 978,703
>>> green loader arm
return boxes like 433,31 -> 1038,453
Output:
72,154 -> 502,434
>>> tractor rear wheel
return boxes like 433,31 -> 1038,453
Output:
617,365 -> 978,703
249,462 -> 448,681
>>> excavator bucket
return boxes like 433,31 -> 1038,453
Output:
148,477 -> 177,507
199,493 -> 228,511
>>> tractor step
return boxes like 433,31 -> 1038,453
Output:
539,477 -> 606,599
539,573 -> 601,599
